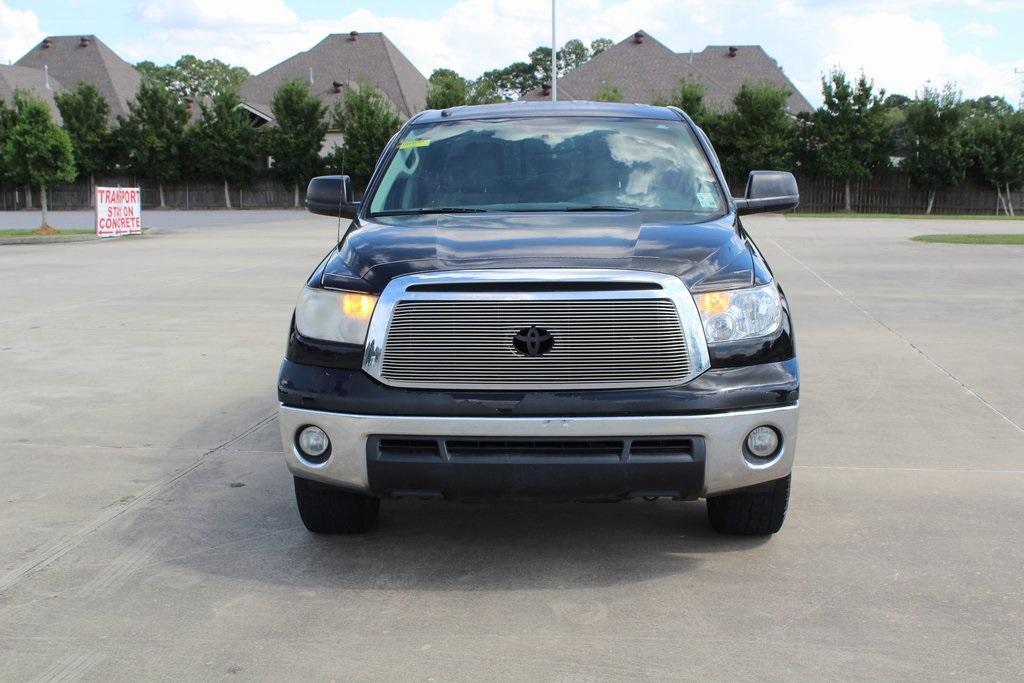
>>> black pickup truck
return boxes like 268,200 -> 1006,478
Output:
278,101 -> 800,536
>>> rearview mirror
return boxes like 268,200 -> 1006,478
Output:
734,171 -> 799,215
305,175 -> 360,219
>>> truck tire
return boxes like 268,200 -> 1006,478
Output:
706,475 -> 790,536
293,476 -> 380,534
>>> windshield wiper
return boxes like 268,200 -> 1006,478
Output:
372,207 -> 487,216
564,205 -> 641,212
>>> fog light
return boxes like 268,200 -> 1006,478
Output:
297,425 -> 330,461
746,426 -> 780,459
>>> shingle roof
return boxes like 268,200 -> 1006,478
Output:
690,45 -> 812,114
15,35 -> 141,122
523,31 -> 812,115
524,31 -> 731,108
0,65 -> 64,123
240,32 -> 428,124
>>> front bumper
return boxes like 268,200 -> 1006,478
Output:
278,402 -> 798,499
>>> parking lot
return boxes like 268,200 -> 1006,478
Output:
1,212 -> 1022,679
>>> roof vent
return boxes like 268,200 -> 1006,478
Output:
728,46 -> 738,57
332,80 -> 344,93
541,82 -> 552,96
80,36 -> 92,47
349,30 -> 359,41
633,31 -> 645,44
41,38 -> 52,49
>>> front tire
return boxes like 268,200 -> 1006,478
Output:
293,476 -> 380,534
706,475 -> 790,536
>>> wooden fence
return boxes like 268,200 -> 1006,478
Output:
789,171 -> 1022,215
2,171 -> 1021,215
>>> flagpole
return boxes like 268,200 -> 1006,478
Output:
551,0 -> 557,102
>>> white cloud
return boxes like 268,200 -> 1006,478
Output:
116,0 -> 706,77
133,0 -> 297,29
821,12 -> 1022,101
0,1 -> 44,64
53,0 -> 1024,109
959,20 -> 998,36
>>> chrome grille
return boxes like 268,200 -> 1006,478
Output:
380,298 -> 690,389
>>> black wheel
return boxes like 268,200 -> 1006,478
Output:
706,475 -> 790,536
293,476 -> 380,534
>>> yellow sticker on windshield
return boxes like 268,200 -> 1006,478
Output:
399,139 -> 430,149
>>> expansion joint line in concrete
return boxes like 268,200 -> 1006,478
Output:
0,412 -> 278,595
766,236 -> 1023,436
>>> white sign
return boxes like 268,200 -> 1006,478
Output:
95,187 -> 142,237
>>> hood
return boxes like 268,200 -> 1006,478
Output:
318,211 -> 753,292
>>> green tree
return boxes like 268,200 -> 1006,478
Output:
593,80 -> 623,102
963,95 -> 1014,119
1,96 -> 33,206
529,46 -> 554,85
590,38 -> 613,57
802,70 -> 891,211
2,95 -> 76,228
881,93 -> 912,161
1009,112 -> 1024,215
0,98 -> 16,183
902,84 -> 967,214
264,79 -> 328,207
481,61 -> 538,100
716,82 -> 798,181
480,38 -> 610,99
184,90 -> 258,208
117,80 -> 189,207
963,97 -> 1021,215
136,55 -> 250,100
467,77 -> 504,105
559,38 -> 590,72
884,94 -> 912,109
332,82 -> 401,191
54,82 -> 113,201
426,68 -> 468,109
653,77 -> 711,127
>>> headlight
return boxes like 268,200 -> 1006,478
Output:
695,283 -> 782,343
294,287 -> 377,344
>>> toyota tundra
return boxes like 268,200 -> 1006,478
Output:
278,101 -> 800,536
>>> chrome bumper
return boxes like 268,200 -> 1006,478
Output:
278,403 -> 798,497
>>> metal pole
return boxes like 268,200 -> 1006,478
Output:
551,0 -> 557,102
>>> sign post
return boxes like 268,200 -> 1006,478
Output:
95,187 -> 142,237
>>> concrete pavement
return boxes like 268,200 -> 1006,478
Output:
0,214 -> 1021,679
0,208 -> 308,232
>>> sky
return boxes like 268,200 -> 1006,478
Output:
2,0 -> 1023,107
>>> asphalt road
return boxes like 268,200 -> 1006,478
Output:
1,214 -> 1021,679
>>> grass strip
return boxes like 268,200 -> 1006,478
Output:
0,229 -> 95,237
911,233 -> 1024,245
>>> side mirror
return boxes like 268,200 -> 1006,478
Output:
305,175 -> 360,219
734,171 -> 799,215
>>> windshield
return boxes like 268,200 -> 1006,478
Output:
367,116 -> 726,217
